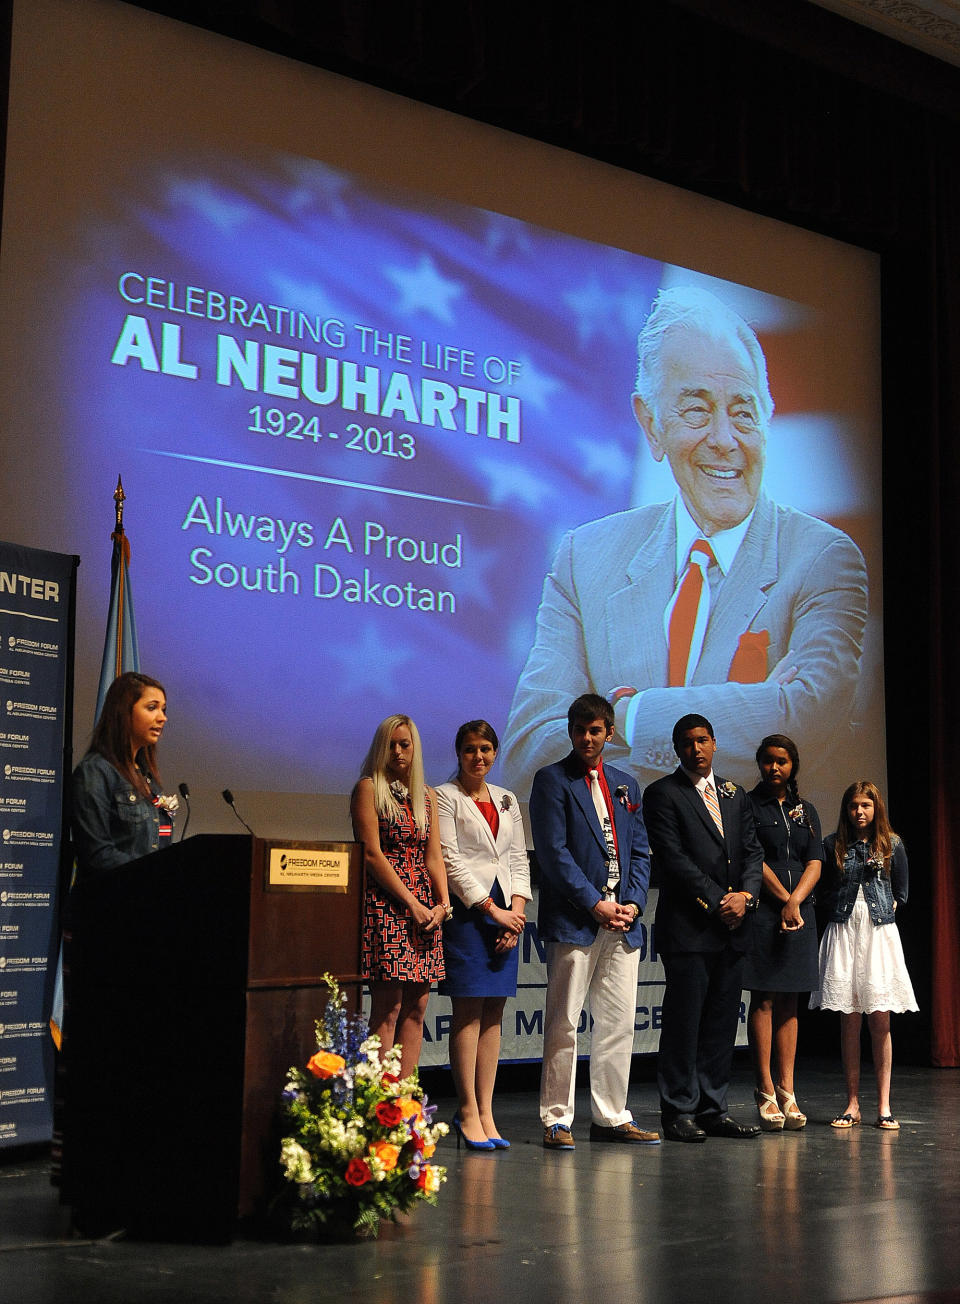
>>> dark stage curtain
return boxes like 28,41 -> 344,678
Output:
20,0 -> 960,1060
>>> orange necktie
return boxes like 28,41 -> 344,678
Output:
666,538 -> 716,687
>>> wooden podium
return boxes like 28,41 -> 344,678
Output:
60,833 -> 364,1240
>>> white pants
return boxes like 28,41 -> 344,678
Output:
539,930 -> 640,1127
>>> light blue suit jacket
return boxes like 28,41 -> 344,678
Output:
504,494 -> 867,795
530,753 -> 650,949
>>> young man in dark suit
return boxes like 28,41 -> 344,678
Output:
642,713 -> 763,1141
531,693 -> 659,1149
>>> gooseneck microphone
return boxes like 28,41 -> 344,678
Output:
178,782 -> 191,841
221,788 -> 256,836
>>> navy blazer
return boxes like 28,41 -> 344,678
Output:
530,753 -> 650,950
643,767 -> 763,954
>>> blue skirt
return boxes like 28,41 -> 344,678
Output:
438,881 -> 520,998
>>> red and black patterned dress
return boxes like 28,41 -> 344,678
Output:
361,797 -> 445,983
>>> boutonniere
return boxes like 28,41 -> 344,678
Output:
787,802 -> 805,824
614,784 -> 639,813
866,853 -> 884,876
499,793 -> 513,812
717,780 -> 738,799
154,793 -> 179,815
389,779 -> 410,802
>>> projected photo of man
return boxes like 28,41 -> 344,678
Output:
502,285 -> 868,798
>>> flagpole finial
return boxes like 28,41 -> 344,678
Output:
113,475 -> 126,533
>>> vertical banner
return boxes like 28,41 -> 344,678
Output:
0,541 -> 77,1148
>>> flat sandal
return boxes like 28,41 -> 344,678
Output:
830,1112 -> 861,1128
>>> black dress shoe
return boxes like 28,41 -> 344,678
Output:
699,1116 -> 761,1138
663,1117 -> 707,1143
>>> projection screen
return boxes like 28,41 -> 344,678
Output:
0,0 -> 884,838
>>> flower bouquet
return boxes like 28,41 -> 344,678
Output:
278,974 -> 448,1239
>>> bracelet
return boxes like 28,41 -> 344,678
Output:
477,896 -> 496,915
442,902 -> 454,921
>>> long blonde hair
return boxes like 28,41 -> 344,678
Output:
360,714 -> 429,834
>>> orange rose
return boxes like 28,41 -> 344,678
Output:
306,1050 -> 346,1080
417,1163 -> 442,1194
422,1143 -> 436,1158
369,1141 -> 400,1171
398,1097 -> 422,1121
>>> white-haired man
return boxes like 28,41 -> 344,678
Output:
503,285 -> 868,795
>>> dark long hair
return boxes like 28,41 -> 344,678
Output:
834,780 -> 896,875
755,733 -> 811,831
88,672 -> 165,795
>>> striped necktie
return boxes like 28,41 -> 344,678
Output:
701,781 -> 724,835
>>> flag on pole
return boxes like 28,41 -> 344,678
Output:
50,476 -> 140,1048
95,477 -> 140,721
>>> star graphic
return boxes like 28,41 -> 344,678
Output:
165,178 -> 252,231
570,435 -> 634,487
564,278 -> 621,346
384,254 -> 463,324
325,620 -> 415,697
280,159 -> 353,220
268,274 -> 342,325
509,354 -> 561,413
473,453 -> 555,510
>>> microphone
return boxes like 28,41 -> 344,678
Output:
221,788 -> 256,836
178,782 -> 191,841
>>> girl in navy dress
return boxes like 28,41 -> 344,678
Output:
743,735 -> 822,1130
436,721 -> 530,1149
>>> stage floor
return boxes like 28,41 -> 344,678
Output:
2,1058 -> 959,1304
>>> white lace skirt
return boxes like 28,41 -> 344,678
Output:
809,888 -> 918,1014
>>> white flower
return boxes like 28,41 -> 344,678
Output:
155,793 -> 179,814
280,1138 -> 314,1184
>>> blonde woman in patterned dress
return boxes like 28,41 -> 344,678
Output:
351,714 -> 451,1078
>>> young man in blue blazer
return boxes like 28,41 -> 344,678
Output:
530,693 -> 659,1149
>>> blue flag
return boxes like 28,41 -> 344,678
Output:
51,507 -> 140,1048
95,528 -> 140,722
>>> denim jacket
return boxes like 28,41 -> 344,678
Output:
71,750 -> 165,879
821,833 -> 908,926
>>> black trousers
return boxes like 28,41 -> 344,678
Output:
657,946 -> 746,1122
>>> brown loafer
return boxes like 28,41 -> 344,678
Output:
589,1121 -> 661,1145
543,1124 -> 575,1149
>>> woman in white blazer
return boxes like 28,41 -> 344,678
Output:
436,720 -> 531,1150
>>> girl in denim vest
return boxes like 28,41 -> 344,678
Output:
810,781 -> 917,1129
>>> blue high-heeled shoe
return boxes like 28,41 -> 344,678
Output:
486,1135 -> 511,1149
452,1116 -> 495,1151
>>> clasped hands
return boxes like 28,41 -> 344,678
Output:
779,900 -> 804,932
490,903 -> 526,953
412,900 -> 447,934
718,891 -> 748,931
592,899 -> 636,932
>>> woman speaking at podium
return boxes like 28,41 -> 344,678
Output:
71,672 -> 176,877
351,714 -> 450,1078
